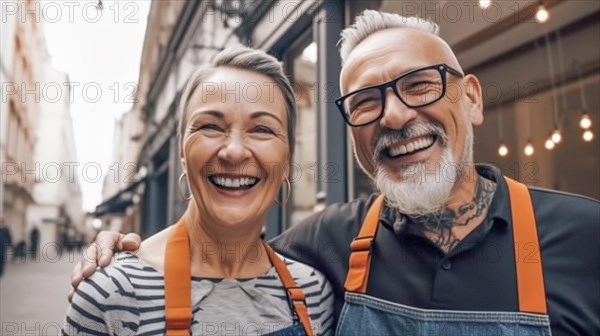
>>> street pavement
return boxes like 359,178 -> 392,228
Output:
1,248 -> 80,335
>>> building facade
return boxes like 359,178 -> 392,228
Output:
26,66 -> 83,251
1,0 -> 84,250
99,0 -> 599,239
1,0 -> 48,246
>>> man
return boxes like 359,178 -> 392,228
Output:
72,10 -> 599,335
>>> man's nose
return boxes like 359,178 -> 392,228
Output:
217,133 -> 250,164
379,89 -> 418,129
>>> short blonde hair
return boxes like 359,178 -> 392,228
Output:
339,10 -> 439,65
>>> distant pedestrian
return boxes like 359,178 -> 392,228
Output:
29,226 -> 40,259
0,216 -> 13,276
12,241 -> 26,262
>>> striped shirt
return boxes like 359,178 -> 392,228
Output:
63,252 -> 334,335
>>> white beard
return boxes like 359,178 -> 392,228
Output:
373,121 -> 474,217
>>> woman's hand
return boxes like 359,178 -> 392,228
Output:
68,231 -> 141,302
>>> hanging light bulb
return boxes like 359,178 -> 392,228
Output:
551,128 -> 562,144
536,3 -> 550,23
524,140 -> 535,156
579,112 -> 592,130
583,130 -> 594,142
545,137 -> 555,150
479,0 -> 492,9
498,143 -> 509,157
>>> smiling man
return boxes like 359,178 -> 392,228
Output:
278,10 -> 598,335
72,10 -> 599,336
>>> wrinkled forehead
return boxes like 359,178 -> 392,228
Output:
185,69 -> 285,117
193,69 -> 282,101
341,28 -> 459,93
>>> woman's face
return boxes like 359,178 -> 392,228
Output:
181,67 -> 289,229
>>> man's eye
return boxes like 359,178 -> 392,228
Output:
349,97 -> 380,113
404,81 -> 438,92
253,126 -> 274,134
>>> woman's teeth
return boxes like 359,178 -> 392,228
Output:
210,176 -> 258,189
388,136 -> 435,157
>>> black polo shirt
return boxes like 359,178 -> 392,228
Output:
270,164 -> 600,336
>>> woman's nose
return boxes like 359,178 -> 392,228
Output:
217,133 -> 250,164
379,89 -> 418,130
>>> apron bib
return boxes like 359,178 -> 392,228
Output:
336,177 -> 552,335
164,217 -> 314,336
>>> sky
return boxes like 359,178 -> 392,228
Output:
42,0 -> 151,211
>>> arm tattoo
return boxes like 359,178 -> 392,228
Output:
409,176 -> 496,253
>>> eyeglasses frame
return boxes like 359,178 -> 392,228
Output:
335,63 -> 465,127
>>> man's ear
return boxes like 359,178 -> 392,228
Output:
463,74 -> 484,126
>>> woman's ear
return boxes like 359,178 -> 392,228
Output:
180,158 -> 186,174
463,74 -> 484,126
282,161 -> 290,182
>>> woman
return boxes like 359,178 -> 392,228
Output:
63,47 -> 334,335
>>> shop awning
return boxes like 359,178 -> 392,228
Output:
94,179 -> 145,217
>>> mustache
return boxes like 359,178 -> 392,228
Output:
373,121 -> 448,160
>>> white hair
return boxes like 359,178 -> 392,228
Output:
375,144 -> 455,217
339,9 -> 440,65
374,118 -> 475,217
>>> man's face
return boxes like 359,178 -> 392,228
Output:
340,28 -> 483,214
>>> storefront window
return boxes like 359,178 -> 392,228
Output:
284,39 -> 318,228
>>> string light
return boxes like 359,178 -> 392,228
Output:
583,130 -> 594,142
536,3 -> 550,23
551,128 -> 562,144
496,107 -> 509,158
545,136 -> 555,150
541,31 -> 562,147
498,143 -> 509,157
479,0 -> 492,9
524,140 -> 535,156
580,112 -> 592,130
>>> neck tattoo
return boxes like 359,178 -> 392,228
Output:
409,176 -> 496,253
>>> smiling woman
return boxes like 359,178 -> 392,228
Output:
63,47 -> 334,336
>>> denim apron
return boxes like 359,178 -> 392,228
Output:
164,217 -> 313,336
336,177 -> 552,335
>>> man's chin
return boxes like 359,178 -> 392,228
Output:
375,167 -> 453,217
380,161 -> 430,183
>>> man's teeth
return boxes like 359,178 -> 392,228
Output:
388,136 -> 435,157
212,177 -> 257,188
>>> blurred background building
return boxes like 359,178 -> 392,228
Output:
94,0 -> 599,240
1,0 -> 84,253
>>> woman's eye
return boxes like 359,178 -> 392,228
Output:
253,126 -> 274,134
198,124 -> 222,131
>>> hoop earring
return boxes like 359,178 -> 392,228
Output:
178,173 -> 192,202
274,178 -> 291,206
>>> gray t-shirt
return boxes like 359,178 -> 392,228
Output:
63,252 -> 334,335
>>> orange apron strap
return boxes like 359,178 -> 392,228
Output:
263,242 -> 314,336
344,195 -> 385,293
164,220 -> 192,336
504,177 -> 548,314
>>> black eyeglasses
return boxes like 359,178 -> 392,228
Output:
335,64 -> 464,127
